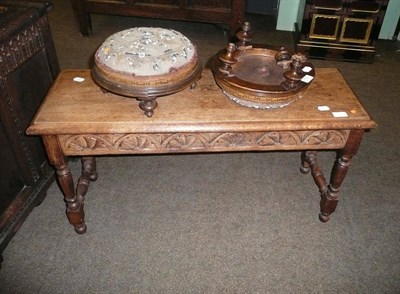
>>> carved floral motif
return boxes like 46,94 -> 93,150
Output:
60,130 -> 350,155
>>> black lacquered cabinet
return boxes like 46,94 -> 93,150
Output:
0,0 -> 60,263
296,0 -> 390,63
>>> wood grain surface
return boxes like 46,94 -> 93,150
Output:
27,68 -> 376,136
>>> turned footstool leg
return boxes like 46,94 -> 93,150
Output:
139,97 -> 158,118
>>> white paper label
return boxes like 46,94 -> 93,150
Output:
318,105 -> 330,111
73,77 -> 85,82
302,66 -> 312,73
301,75 -> 314,83
332,111 -> 349,118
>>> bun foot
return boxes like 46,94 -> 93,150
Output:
74,224 -> 87,234
319,213 -> 330,223
89,172 -> 98,182
300,165 -> 310,174
139,98 -> 158,118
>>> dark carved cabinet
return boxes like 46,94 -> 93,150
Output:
70,0 -> 246,36
296,0 -> 390,62
0,0 -> 59,262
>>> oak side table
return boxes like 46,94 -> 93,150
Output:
27,68 -> 376,234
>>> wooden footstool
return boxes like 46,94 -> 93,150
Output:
91,27 -> 202,117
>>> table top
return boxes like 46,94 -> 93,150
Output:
27,68 -> 376,136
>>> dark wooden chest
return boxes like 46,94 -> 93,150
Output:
0,0 -> 59,264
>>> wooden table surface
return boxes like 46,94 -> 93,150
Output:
27,68 -> 376,135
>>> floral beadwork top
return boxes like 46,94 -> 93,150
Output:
96,27 -> 196,76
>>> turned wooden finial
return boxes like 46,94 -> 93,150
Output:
275,46 -> 292,69
236,22 -> 252,49
283,53 -> 308,89
218,42 -> 237,76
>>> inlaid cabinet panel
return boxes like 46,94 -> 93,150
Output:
296,0 -> 390,62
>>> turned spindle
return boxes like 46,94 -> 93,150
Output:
275,47 -> 292,69
236,22 -> 252,49
219,43 -> 237,76
283,53 -> 307,89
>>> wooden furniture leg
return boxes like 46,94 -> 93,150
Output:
77,157 -> 98,204
301,130 -> 364,222
70,0 -> 92,36
320,130 -> 364,222
42,135 -> 86,234
300,150 -> 328,195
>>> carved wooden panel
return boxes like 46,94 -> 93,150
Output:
0,20 -> 45,75
59,130 -> 350,155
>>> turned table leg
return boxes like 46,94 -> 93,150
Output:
320,130 -> 364,222
43,135 -> 88,234
301,130 -> 364,222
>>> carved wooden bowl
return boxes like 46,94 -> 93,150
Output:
91,27 -> 202,117
211,23 -> 315,109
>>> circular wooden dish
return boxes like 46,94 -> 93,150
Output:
211,40 -> 315,109
91,27 -> 202,117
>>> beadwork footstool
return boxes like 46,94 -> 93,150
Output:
91,27 -> 202,117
